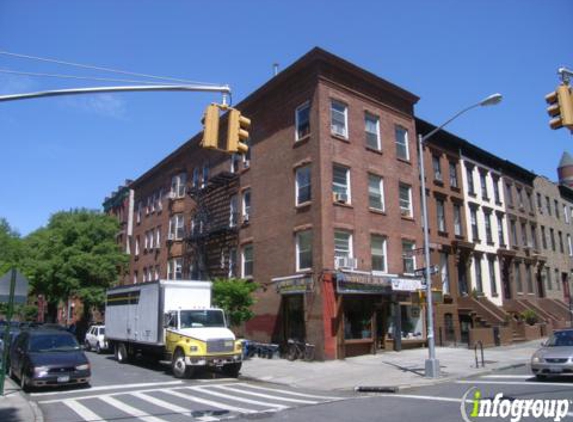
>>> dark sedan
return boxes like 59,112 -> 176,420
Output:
9,329 -> 90,391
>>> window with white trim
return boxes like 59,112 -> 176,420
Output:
155,227 -> 161,249
368,174 -> 384,211
454,204 -> 463,236
395,126 -> 409,160
399,183 -> 412,217
334,230 -> 353,260
242,244 -> 253,277
402,240 -> 416,274
242,189 -> 251,222
167,258 -> 183,280
168,214 -> 185,240
229,195 -> 238,227
433,155 -> 442,182
136,201 -> 142,224
437,198 -> 446,232
365,113 -> 380,150
202,165 -> 209,189
228,248 -> 237,278
192,168 -> 200,188
295,102 -> 310,141
371,235 -> 387,273
135,236 -> 140,256
171,173 -> 187,198
295,165 -> 311,205
296,230 -> 313,271
332,164 -> 350,203
330,100 -> 348,138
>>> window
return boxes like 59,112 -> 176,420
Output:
449,162 -> 458,188
555,200 -> 560,219
526,264 -> 533,293
157,189 -> 163,212
514,262 -> 522,293
440,252 -> 450,295
488,257 -> 497,295
135,236 -> 140,256
432,155 -> 442,181
334,231 -> 353,260
493,178 -> 501,203
395,126 -> 409,160
155,227 -> 161,249
564,205 -> 570,223
154,266 -> 160,280
546,196 -> 552,215
330,100 -> 348,138
148,229 -> 154,250
368,174 -> 385,211
229,195 -> 238,227
171,173 -> 187,198
242,244 -> 253,277
547,267 -> 553,290
537,193 -> 543,213
555,269 -> 561,291
497,214 -> 505,246
474,255 -> 483,293
228,248 -> 237,278
541,226 -> 547,249
167,258 -> 183,280
568,234 -> 572,256
230,154 -> 240,173
202,165 -> 209,188
365,113 -> 380,150
296,230 -> 313,271
550,228 -> 556,251
192,168 -> 200,188
484,211 -> 493,243
295,102 -> 310,140
371,235 -> 387,273
243,139 -> 251,168
510,220 -> 518,246
402,240 -> 416,274
333,165 -> 350,203
470,207 -> 479,241
168,214 -> 185,240
242,189 -> 251,222
143,230 -> 149,250
559,231 -> 564,253
480,172 -> 488,199
516,187 -> 524,209
527,191 -> 533,212
505,183 -> 514,207
521,222 -> 527,247
454,204 -> 463,236
136,201 -> 142,224
399,183 -> 413,217
466,166 -> 475,195
436,198 -> 446,232
147,196 -> 152,215
530,224 -> 538,250
295,165 -> 311,205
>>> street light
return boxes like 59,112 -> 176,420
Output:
419,93 -> 503,378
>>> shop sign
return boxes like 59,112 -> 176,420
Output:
336,272 -> 392,295
272,275 -> 314,295
391,278 -> 423,292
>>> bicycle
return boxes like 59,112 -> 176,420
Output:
286,338 -> 315,361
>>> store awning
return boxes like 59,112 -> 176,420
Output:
271,274 -> 314,295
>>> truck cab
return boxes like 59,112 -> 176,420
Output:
164,308 -> 242,378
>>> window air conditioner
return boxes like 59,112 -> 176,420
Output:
335,256 -> 357,270
333,192 -> 348,204
167,191 -> 177,200
167,233 -> 175,241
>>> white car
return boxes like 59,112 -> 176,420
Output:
85,325 -> 108,353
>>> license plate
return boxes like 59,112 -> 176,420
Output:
57,375 -> 70,383
549,366 -> 563,373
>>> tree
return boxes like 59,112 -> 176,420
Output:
212,278 -> 258,327
21,209 -> 129,322
0,218 -> 23,275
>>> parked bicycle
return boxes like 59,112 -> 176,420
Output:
286,338 -> 315,361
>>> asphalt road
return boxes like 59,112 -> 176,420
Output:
23,351 -> 573,422
26,350 -> 354,422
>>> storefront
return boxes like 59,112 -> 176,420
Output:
272,274 -> 314,344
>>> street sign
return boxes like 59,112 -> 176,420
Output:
414,265 -> 439,276
0,269 -> 29,304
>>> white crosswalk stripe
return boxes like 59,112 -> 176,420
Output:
457,380 -> 573,387
38,381 -> 348,422
478,375 -> 533,379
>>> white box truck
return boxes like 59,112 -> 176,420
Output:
105,280 -> 242,378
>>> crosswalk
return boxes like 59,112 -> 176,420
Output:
35,381 -> 346,422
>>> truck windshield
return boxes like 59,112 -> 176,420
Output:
179,310 -> 225,328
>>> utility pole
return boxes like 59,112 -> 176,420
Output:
0,268 -> 17,396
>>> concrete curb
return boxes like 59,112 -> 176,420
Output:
28,396 -> 44,422
1,377 -> 44,422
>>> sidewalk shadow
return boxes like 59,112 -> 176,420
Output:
382,361 -> 448,377
0,407 -> 20,422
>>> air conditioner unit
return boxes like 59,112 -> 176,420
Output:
400,208 -> 411,217
333,192 -> 348,204
335,256 -> 357,270
243,159 -> 251,168
243,213 -> 250,223
167,233 -> 175,241
167,191 -> 177,200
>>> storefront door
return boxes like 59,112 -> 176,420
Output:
283,294 -> 305,341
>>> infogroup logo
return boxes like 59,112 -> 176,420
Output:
460,387 -> 570,422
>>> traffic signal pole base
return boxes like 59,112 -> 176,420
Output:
424,358 -> 440,378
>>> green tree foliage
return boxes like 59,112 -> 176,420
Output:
21,209 -> 129,311
0,218 -> 22,275
212,278 -> 257,327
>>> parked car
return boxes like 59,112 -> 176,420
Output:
84,325 -> 108,353
531,328 -> 573,379
9,329 -> 90,391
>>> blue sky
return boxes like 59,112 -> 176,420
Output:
0,0 -> 572,236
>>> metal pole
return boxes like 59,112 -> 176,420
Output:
0,268 -> 17,395
419,134 -> 440,378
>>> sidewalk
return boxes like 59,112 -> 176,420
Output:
240,339 -> 543,392
0,377 -> 42,422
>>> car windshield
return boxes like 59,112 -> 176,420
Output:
545,331 -> 573,347
29,334 -> 80,352
179,310 -> 225,328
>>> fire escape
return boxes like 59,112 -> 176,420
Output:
186,171 -> 240,280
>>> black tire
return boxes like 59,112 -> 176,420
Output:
96,342 -> 101,354
222,362 -> 242,378
20,370 -> 30,393
84,340 -> 91,352
115,343 -> 129,364
172,349 -> 193,379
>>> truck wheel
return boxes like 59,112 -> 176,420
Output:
172,349 -> 193,378
116,343 -> 129,364
222,362 -> 242,378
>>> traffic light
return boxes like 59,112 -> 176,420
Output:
545,84 -> 573,130
201,104 -> 220,149
226,108 -> 250,154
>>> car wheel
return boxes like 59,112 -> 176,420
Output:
116,343 -> 129,364
20,371 -> 30,393
172,349 -> 193,378
96,343 -> 101,354
84,340 -> 91,352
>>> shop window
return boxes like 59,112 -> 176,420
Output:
344,298 -> 372,340
387,304 -> 423,340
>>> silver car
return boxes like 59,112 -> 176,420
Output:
84,325 -> 108,354
531,328 -> 573,379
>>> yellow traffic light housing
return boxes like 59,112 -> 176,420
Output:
226,108 -> 250,154
545,84 -> 573,130
201,104 -> 221,150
